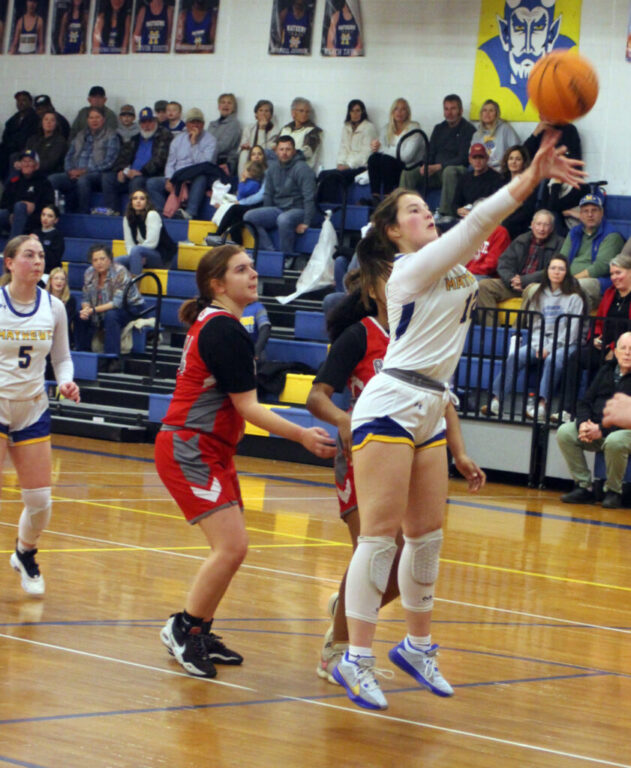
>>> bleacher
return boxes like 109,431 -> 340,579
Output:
45,183 -> 631,479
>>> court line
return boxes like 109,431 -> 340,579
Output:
0,757 -> 47,768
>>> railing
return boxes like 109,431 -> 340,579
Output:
396,128 -> 430,197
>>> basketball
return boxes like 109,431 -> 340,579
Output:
527,49 -> 599,124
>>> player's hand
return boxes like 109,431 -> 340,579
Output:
530,129 -> 586,189
301,427 -> 336,458
59,381 -> 80,402
454,454 -> 486,492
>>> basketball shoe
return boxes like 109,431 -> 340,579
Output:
388,639 -> 454,696
10,544 -> 45,596
333,651 -> 392,710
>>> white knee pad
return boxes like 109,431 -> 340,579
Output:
18,487 -> 52,546
345,535 -> 397,624
398,529 -> 443,613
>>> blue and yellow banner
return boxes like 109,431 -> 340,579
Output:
472,0 -> 582,122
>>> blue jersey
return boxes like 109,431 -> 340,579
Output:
240,302 -> 270,345
334,10 -> 359,55
281,7 -> 309,53
183,9 -> 212,47
139,2 -> 169,52
62,11 -> 84,54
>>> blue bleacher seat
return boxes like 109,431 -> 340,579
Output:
68,262 -> 89,289
294,311 -> 328,342
266,338 -> 328,370
58,214 -> 123,240
162,219 -> 189,242
166,271 -> 196,298
604,195 -> 631,222
64,238 -> 98,263
254,250 -> 285,278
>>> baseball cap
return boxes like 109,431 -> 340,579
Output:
20,149 -> 39,162
34,95 -> 52,108
119,104 -> 136,117
154,100 -> 168,112
469,142 -> 488,158
138,107 -> 154,122
185,107 -> 205,123
579,192 -> 604,208
89,85 -> 106,97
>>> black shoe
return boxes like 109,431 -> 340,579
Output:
160,614 -> 217,678
200,622 -> 243,665
560,486 -> 595,504
601,491 -> 622,509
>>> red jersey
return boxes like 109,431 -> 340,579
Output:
348,316 -> 389,405
162,307 -> 256,449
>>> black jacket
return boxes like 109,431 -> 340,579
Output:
1,170 -> 55,231
112,127 -> 173,177
576,360 -> 631,436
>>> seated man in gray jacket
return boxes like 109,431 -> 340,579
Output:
477,209 -> 563,309
243,135 -> 315,254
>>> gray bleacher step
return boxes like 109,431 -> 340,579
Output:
49,399 -> 148,423
51,414 -> 147,442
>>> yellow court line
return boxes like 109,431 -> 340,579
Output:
442,557 -> 631,593
0,543 -> 340,555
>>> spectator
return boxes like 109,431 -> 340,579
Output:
207,93 -> 241,175
452,143 -> 504,220
319,98 -> 377,202
0,150 -> 54,239
164,100 -> 185,134
244,135 -> 315,254
278,97 -> 323,170
30,204 -> 65,275
470,99 -> 520,172
92,0 -> 132,54
33,94 -> 70,139
207,148 -> 267,244
477,209 -> 563,310
132,0 -> 173,52
102,106 -> 173,215
25,110 -> 69,176
75,244 -> 144,371
499,144 -> 536,240
117,104 -> 140,144
70,85 -> 118,138
400,93 -> 475,218
367,97 -> 420,201
483,256 -> 586,420
238,99 -> 278,174
559,192 -> 624,310
240,299 -> 271,361
147,107 -> 218,220
524,120 -> 582,162
0,91 -> 39,177
9,0 -> 45,54
117,189 -> 177,274
46,267 -> 76,345
154,100 -> 168,123
49,106 -> 120,214
539,176 -> 590,236
557,331 -> 631,509
464,223 -> 511,280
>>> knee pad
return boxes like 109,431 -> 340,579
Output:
18,487 -> 52,546
359,535 -> 398,593
406,529 -> 443,584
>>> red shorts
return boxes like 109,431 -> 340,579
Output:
155,428 -> 243,524
334,437 -> 357,519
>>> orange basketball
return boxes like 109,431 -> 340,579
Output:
527,49 -> 599,124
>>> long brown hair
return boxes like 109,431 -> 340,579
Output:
367,187 -> 423,261
179,244 -> 244,326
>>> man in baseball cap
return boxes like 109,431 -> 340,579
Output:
0,148 -> 54,238
70,85 -> 118,138
450,141 -> 503,221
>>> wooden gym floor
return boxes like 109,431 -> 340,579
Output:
1,435 -> 630,768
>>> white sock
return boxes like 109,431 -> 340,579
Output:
407,634 -> 432,651
348,645 -> 373,658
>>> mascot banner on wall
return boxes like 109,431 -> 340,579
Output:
174,0 -> 219,53
8,0 -> 49,54
473,0 -> 582,122
92,0 -> 132,54
321,0 -> 363,57
51,0 -> 90,55
269,0 -> 315,55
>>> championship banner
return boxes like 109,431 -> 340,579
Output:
132,0 -> 174,53
92,0 -> 132,54
51,0 -> 90,55
8,0 -> 48,54
473,0 -> 582,122
174,0 -> 219,53
321,0 -> 363,57
268,0 -> 314,56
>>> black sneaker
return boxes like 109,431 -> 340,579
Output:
560,486 -> 595,504
10,544 -> 45,596
200,622 -> 243,665
160,614 -> 217,678
602,491 -> 622,509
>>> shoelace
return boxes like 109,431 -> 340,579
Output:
355,658 -> 394,688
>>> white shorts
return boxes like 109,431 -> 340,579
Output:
351,371 -> 449,452
0,393 -> 51,446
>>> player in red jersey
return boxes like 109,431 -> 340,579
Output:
307,237 -> 485,685
156,244 -> 335,679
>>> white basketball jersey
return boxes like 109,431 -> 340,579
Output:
0,287 -> 55,399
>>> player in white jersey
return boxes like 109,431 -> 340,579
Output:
333,130 -> 586,710
1,235 -> 80,596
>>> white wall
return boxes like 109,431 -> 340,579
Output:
2,0 -> 630,192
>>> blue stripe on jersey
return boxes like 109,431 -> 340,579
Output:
1,285 -> 42,318
394,301 -> 415,340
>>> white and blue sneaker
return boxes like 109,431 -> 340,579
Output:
332,651 -> 392,710
388,639 -> 454,697
10,545 -> 45,596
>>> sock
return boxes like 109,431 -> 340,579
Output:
348,645 -> 373,659
201,619 -> 214,634
407,633 -> 432,652
178,610 -> 204,635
